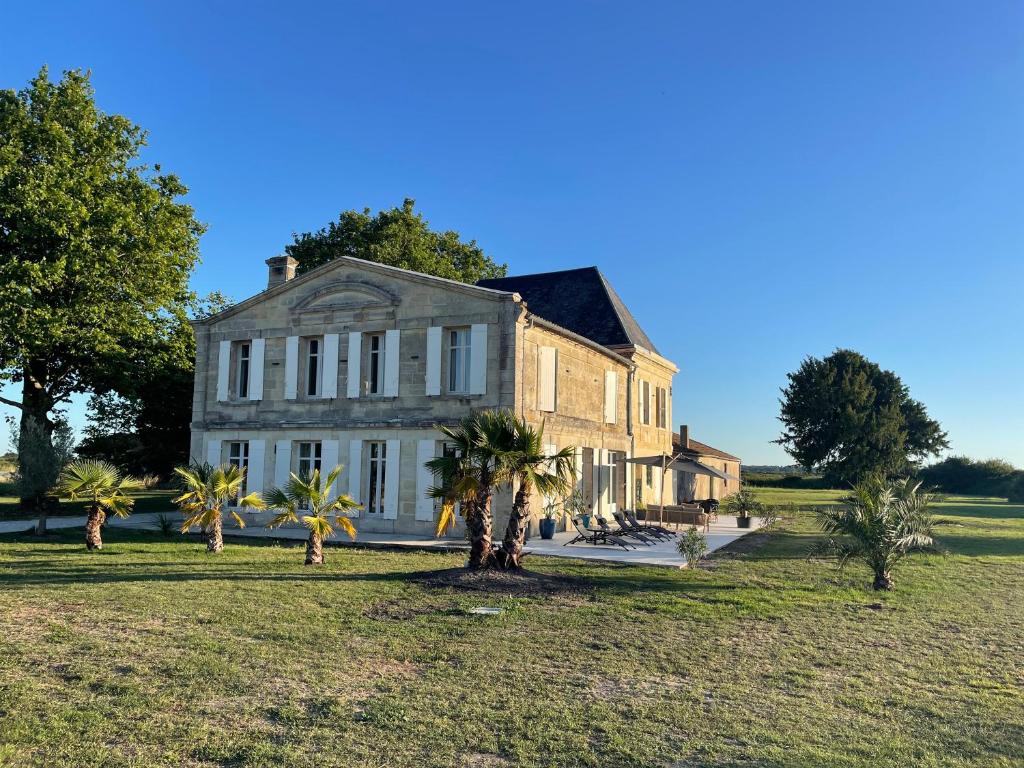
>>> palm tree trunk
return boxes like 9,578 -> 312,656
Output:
306,532 -> 324,565
206,515 -> 224,553
499,485 -> 531,569
466,497 -> 494,569
873,570 -> 894,590
34,497 -> 48,536
85,504 -> 106,550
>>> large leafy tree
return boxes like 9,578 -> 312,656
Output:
0,67 -> 204,498
286,198 -> 507,283
777,349 -> 948,485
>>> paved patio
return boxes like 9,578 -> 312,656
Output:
1,511 -> 764,568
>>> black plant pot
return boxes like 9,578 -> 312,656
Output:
539,518 -> 556,540
736,516 -> 752,529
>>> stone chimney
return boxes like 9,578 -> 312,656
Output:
265,255 -> 298,289
679,424 -> 690,451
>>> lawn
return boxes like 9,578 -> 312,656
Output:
0,487 -> 177,520
1,491 -> 1021,767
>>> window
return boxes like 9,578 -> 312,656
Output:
646,465 -> 653,487
448,328 -> 471,394
228,441 -> 249,496
236,342 -> 251,399
365,441 -> 387,515
640,380 -> 651,425
296,441 -> 322,478
367,333 -> 385,395
656,387 -> 668,429
305,337 -> 322,397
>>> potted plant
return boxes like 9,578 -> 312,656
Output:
563,489 -> 590,529
722,487 -> 764,529
635,498 -> 648,521
539,498 -> 560,539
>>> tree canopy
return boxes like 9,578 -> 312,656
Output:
285,198 -> 506,283
776,349 -> 948,485
0,67 -> 203,483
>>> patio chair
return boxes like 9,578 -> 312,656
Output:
614,510 -> 670,541
564,516 -> 634,550
625,510 -> 677,537
596,515 -> 655,546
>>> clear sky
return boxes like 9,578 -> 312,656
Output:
2,1 -> 1022,465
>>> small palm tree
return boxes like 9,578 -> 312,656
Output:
57,460 -> 141,551
427,410 -> 511,569
812,476 -> 937,590
173,462 -> 265,553
495,417 -> 575,569
264,467 -> 360,565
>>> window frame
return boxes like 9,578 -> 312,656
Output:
304,336 -> 323,398
364,440 -> 387,515
228,440 -> 249,497
367,333 -> 385,395
447,327 -> 471,394
236,341 -> 251,399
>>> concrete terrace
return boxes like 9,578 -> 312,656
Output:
0,512 -> 765,568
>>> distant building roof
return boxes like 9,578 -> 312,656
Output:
673,433 -> 741,462
477,267 -> 658,353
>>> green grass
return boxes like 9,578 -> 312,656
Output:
0,489 -> 177,520
1,491 -> 1022,767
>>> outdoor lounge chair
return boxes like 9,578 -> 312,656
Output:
564,516 -> 635,550
596,516 -> 655,546
614,510 -> 671,540
624,510 -> 677,537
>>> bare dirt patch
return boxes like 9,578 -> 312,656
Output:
412,567 -> 592,597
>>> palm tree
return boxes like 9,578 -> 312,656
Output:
812,476 -> 937,590
427,410 -> 513,569
264,467 -> 360,565
494,417 -> 575,569
57,460 -> 141,550
173,462 -> 265,553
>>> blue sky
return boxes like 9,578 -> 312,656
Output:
2,1 -> 1023,465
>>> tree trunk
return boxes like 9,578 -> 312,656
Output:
206,515 -> 224,553
873,570 -> 894,590
498,485 -> 531,570
19,365 -> 56,531
34,497 -> 48,536
466,495 -> 495,569
305,532 -> 324,565
85,504 -> 106,550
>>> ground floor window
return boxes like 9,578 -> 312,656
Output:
296,441 -> 323,479
228,441 -> 249,496
365,441 -> 387,515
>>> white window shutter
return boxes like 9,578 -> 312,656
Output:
322,334 -> 339,399
348,439 -> 362,509
415,439 -> 435,521
538,346 -> 557,412
346,332 -> 362,398
321,439 -> 340,501
284,336 -> 299,400
248,339 -> 265,401
216,341 -> 231,401
425,326 -> 442,396
573,447 -> 584,494
206,439 -> 221,467
247,440 -> 265,495
274,440 -> 291,488
604,371 -> 617,424
469,323 -> 487,395
592,449 -> 603,517
383,439 -> 401,519
384,329 -> 401,397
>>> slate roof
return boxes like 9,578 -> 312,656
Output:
672,434 -> 742,462
477,267 -> 658,353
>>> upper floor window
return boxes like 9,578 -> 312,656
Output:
656,386 -> 668,429
236,342 -> 251,399
448,328 -> 471,394
639,379 -> 651,425
305,336 -> 322,397
367,333 -> 385,395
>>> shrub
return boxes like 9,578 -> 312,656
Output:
677,526 -> 708,568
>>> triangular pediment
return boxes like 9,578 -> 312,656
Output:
292,280 -> 400,315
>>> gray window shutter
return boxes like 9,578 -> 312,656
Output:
425,326 -> 442,396
347,333 -> 362,398
469,324 -> 487,395
248,339 -> 265,401
216,341 -> 230,401
284,336 -> 299,400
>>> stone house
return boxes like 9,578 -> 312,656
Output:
673,425 -> 742,502
189,256 -> 678,535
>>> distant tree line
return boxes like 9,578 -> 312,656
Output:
919,456 -> 1024,502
